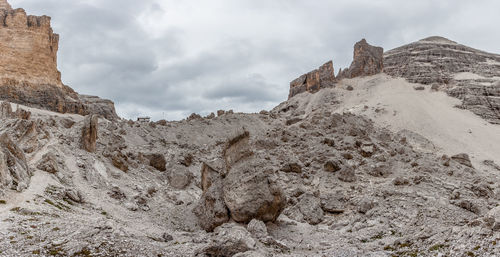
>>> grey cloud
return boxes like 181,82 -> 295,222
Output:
13,0 -> 500,120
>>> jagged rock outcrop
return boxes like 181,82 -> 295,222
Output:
288,39 -> 384,98
193,163 -> 229,232
338,39 -> 384,79
288,61 -> 335,99
384,36 -> 500,124
81,115 -> 98,152
0,133 -> 31,191
0,0 -> 117,119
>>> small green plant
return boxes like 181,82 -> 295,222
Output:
101,211 -> 108,216
0,200 -> 6,204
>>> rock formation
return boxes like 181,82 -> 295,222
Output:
0,0 -> 117,119
0,133 -> 30,192
288,61 -> 335,98
338,39 -> 384,79
288,39 -> 384,98
81,115 -> 98,152
384,36 -> 500,124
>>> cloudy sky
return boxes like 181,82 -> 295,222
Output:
14,0 -> 500,120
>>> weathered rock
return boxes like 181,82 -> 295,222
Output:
168,165 -> 192,190
288,61 -> 335,98
81,115 -> 98,152
193,163 -> 229,232
202,224 -> 256,257
0,133 -> 31,191
281,163 -> 302,173
295,193 -> 324,225
111,152 -> 129,172
0,102 -> 31,120
36,152 -> 59,173
320,191 -> 347,214
384,36 -> 500,124
451,153 -> 473,168
0,3 -> 117,119
223,159 -> 286,223
324,160 -> 342,172
338,166 -> 356,182
223,130 -> 253,173
358,198 -> 377,214
338,39 -> 384,79
247,219 -> 268,239
146,153 -> 166,171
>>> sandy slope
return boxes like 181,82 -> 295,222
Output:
333,74 -> 500,169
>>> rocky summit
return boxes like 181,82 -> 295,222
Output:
384,36 -> 500,124
0,0 -> 117,119
0,1 -> 500,257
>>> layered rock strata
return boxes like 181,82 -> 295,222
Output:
384,36 -> 500,124
0,0 -> 117,119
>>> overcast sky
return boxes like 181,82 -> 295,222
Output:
13,0 -> 500,120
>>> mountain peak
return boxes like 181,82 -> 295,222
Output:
418,36 -> 457,44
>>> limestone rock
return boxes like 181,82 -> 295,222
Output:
0,1 -> 117,119
81,115 -> 98,153
223,159 -> 286,223
146,153 -> 166,171
338,39 -> 384,79
384,36 -> 500,124
36,152 -> 60,173
202,224 -> 256,257
168,165 -> 192,190
247,219 -> 268,239
288,61 -> 335,98
0,133 -> 31,191
451,153 -> 473,168
290,193 -> 324,225
193,163 -> 229,232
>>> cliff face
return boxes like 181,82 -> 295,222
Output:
0,7 -> 61,86
384,36 -> 500,124
0,0 -> 117,120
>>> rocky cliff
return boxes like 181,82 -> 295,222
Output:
0,0 -> 117,119
288,39 -> 383,98
384,36 -> 500,124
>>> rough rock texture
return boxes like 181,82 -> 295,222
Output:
81,115 -> 98,152
288,61 -> 335,98
338,39 -> 384,79
0,1 -> 117,119
193,163 -> 229,232
222,132 -> 286,223
384,36 -> 500,124
0,133 -> 30,191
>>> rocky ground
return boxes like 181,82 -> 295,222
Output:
0,72 -> 499,256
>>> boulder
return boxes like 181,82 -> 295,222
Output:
36,152 -> 60,173
321,191 -> 348,214
168,165 -> 192,190
223,159 -> 286,223
81,115 -> 98,152
146,153 -> 166,171
202,224 -> 256,257
247,219 -> 268,239
338,39 -> 384,79
295,193 -> 324,225
193,163 -> 229,232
